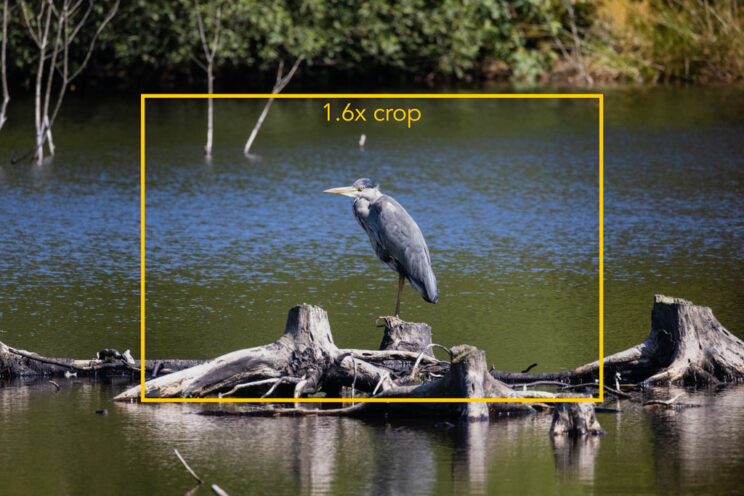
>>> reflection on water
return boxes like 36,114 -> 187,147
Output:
644,386 -> 744,494
552,434 -> 600,483
457,422 -> 490,494
3,380 -> 744,494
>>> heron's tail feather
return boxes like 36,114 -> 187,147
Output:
409,267 -> 438,304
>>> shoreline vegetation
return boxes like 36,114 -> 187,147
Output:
0,1 -> 741,162
2,0 -> 742,96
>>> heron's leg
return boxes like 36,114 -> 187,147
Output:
395,273 -> 405,317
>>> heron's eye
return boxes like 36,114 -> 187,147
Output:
356,186 -> 364,191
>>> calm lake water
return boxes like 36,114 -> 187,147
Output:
1,88 -> 743,494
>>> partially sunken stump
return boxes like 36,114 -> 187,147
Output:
550,399 -> 607,437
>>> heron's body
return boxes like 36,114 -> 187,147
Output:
325,178 -> 438,316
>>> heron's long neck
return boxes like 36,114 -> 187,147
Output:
353,189 -> 382,221
353,197 -> 370,221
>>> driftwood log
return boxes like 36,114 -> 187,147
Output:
0,340 -> 202,379
196,343 -> 536,421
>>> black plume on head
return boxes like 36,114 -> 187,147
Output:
352,178 -> 379,189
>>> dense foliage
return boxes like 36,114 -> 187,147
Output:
2,0 -> 742,91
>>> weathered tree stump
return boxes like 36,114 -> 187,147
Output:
378,317 -> 433,356
491,295 -> 744,387
366,345 -> 536,420
550,399 -> 607,437
375,316 -> 435,379
639,295 -> 744,385
114,305 -> 396,400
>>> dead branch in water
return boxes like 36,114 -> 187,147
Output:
174,448 -> 203,484
643,393 -> 684,407
243,54 -> 304,158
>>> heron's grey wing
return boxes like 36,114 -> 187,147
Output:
368,196 -> 438,303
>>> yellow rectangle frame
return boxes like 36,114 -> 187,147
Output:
140,93 -> 604,404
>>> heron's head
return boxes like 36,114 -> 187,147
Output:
324,178 -> 380,199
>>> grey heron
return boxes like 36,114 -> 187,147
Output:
324,178 -> 438,317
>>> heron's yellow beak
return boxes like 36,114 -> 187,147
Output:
324,186 -> 357,197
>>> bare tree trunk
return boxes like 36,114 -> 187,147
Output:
113,304 -> 397,400
566,2 -> 593,86
6,294 -> 741,432
243,54 -> 304,158
206,60 -> 214,156
0,0 -> 9,131
33,4 -> 53,164
194,0 -> 221,158
242,97 -> 274,157
44,114 -> 55,155
20,0 -> 118,164
42,4 -> 65,158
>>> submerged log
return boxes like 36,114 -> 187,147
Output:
0,340 -> 202,379
491,295 -> 744,387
